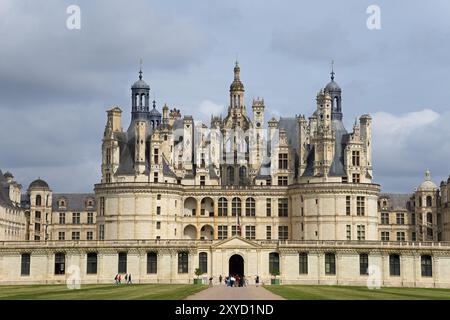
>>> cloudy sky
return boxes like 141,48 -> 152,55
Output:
1,0 -> 450,193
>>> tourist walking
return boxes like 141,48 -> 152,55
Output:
125,274 -> 128,283
209,276 -> 213,286
255,275 -> 259,287
114,274 -> 119,285
118,274 -> 122,284
219,275 -> 223,284
127,273 -> 132,284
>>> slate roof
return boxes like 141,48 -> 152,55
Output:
379,193 -> 413,211
52,193 -> 95,211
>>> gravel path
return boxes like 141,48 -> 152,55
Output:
185,285 -> 285,300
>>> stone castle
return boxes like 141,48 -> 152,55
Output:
1,63 -> 450,287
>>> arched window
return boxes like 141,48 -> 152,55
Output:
35,195 -> 41,206
239,166 -> 247,185
227,166 -> 235,185
427,212 -> 433,224
135,94 -> 139,107
245,197 -> 255,216
232,197 -> 241,216
426,196 -> 433,207
141,94 -> 146,107
218,198 -> 228,216
269,252 -> 280,275
199,252 -> 207,274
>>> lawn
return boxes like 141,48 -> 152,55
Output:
0,284 -> 207,300
264,285 -> 450,300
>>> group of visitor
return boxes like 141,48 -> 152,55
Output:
218,274 -> 249,287
114,273 -> 132,285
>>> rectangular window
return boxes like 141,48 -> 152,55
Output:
154,172 -> 158,183
346,225 -> 351,240
178,252 -> 188,273
266,226 -> 272,240
381,212 -> 389,225
54,253 -> 65,275
360,253 -> 369,275
231,225 -> 238,237
99,225 -> 105,240
245,225 -> 256,240
278,176 -> 288,186
72,231 -> 80,240
147,252 -> 157,274
100,197 -> 105,216
356,196 -> 365,216
106,147 -> 111,165
199,252 -> 207,274
153,148 -> 159,164
35,223 -> 40,232
118,252 -> 127,274
411,213 -> 416,225
72,212 -> 80,224
396,213 -> 405,225
299,252 -> 308,275
346,196 -> 351,215
218,225 -> 228,240
357,225 -> 365,241
21,253 -> 31,276
352,151 -> 360,166
87,231 -> 93,240
58,232 -> 65,241
156,221 -> 161,229
218,198 -> 228,216
412,232 -> 416,241
421,255 -> 432,277
59,213 -> 65,224
200,175 -> 205,186
278,198 -> 289,217
325,253 -> 336,275
389,254 -> 401,276
87,212 -> 94,224
396,231 -> 405,241
266,198 -> 271,217
278,153 -> 288,169
381,231 -> 390,241
352,173 -> 360,183
86,253 -> 97,274
278,226 -> 288,240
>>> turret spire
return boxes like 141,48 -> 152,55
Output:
330,60 -> 335,81
139,58 -> 143,80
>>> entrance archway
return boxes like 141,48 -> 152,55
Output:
229,254 -> 244,277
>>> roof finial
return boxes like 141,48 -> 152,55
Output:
330,60 -> 335,81
425,169 -> 431,181
152,99 -> 156,109
139,58 -> 143,80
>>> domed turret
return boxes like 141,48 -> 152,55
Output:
131,66 -> 150,121
324,61 -> 342,120
28,178 -> 50,190
417,170 -> 438,191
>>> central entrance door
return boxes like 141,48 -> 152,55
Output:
228,254 -> 244,277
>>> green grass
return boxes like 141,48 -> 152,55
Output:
264,285 -> 450,300
0,284 -> 207,300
